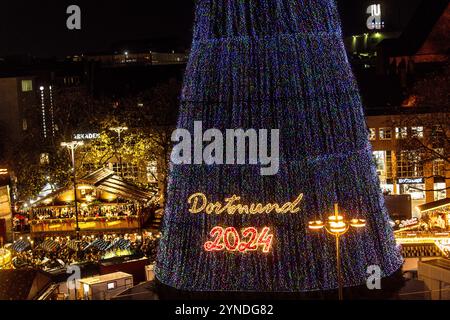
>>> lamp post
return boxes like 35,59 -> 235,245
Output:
308,204 -> 366,301
109,126 -> 128,177
109,126 -> 128,144
61,141 -> 84,240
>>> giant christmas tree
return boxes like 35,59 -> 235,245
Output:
156,0 -> 403,292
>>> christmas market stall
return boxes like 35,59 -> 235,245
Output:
27,168 -> 156,237
418,198 -> 450,231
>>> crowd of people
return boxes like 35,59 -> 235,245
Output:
31,204 -> 141,221
10,233 -> 160,271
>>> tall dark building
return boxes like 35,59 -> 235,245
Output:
0,77 -> 38,153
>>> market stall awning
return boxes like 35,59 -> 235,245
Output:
39,239 -> 60,253
66,240 -> 89,252
106,238 -> 131,251
11,240 -> 32,253
85,239 -> 110,252
80,168 -> 155,202
418,198 -> 450,213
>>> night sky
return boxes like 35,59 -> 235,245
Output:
0,0 -> 422,57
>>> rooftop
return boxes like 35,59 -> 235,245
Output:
0,270 -> 52,300
379,1 -> 449,57
79,271 -> 132,286
423,259 -> 450,271
418,198 -> 450,214
365,105 -> 448,117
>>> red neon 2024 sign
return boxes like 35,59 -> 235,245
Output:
204,227 -> 274,253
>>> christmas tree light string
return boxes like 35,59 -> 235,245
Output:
156,0 -> 403,292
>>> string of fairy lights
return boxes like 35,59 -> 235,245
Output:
156,0 -> 403,292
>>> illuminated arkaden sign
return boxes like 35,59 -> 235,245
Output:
73,133 -> 100,141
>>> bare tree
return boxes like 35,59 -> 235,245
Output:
392,62 -> 450,194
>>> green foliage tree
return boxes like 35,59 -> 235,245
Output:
9,78 -> 181,204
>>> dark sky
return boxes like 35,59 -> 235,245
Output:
0,0 -> 422,57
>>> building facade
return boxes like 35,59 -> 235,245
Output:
78,51 -> 188,67
367,111 -> 449,217
0,77 -> 38,148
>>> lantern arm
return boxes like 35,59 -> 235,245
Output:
348,218 -> 367,229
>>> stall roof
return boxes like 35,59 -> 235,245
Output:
0,270 -> 53,300
79,272 -> 132,286
418,198 -> 450,213
11,239 -> 32,253
80,168 -> 154,202
31,168 -> 155,207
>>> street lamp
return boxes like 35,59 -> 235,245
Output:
308,203 -> 366,300
110,126 -> 128,177
61,141 -> 84,239
109,126 -> 128,144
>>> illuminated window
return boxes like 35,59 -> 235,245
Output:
435,183 -> 447,201
379,128 -> 392,140
432,125 -> 445,140
369,128 -> 376,141
433,149 -> 445,177
22,119 -> 28,131
373,151 -> 387,182
112,163 -> 138,180
21,80 -> 33,92
401,184 -> 425,201
395,127 -> 408,139
107,282 -> 116,290
40,153 -> 50,165
411,127 -> 424,139
385,151 -> 393,179
147,161 -> 158,183
397,151 -> 423,178
433,160 -> 445,177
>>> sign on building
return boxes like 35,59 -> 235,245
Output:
73,133 -> 100,141
367,4 -> 384,30
398,178 -> 425,185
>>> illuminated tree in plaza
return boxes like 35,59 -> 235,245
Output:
156,0 -> 403,292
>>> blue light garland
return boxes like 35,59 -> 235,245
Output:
156,0 -> 403,292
